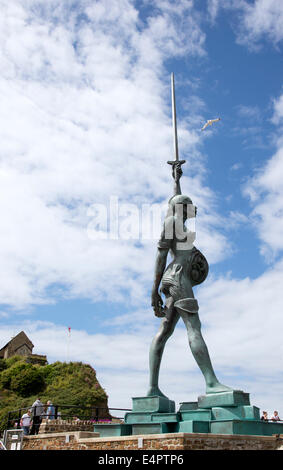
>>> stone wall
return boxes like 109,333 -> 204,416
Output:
38,418 -> 123,435
39,419 -> 94,434
26,354 -> 48,365
14,344 -> 32,356
22,431 -> 283,451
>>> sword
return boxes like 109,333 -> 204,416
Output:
167,73 -> 186,181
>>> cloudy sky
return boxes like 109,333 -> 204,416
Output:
0,0 -> 283,418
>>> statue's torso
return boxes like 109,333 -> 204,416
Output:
158,216 -> 209,299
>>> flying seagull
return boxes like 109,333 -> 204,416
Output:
201,117 -> 221,131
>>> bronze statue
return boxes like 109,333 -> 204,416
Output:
147,74 -> 231,398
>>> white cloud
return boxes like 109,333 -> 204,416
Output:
237,0 -> 283,48
230,162 -> 242,171
206,0 -> 229,24
1,256 -> 283,417
243,93 -> 283,258
207,0 -> 283,49
272,94 -> 283,125
0,0 -> 232,309
236,104 -> 261,121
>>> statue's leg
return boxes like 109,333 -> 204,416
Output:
147,296 -> 180,398
177,307 -> 231,394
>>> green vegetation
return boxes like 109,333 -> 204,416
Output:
0,356 -> 108,432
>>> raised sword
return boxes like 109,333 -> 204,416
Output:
167,73 -> 186,186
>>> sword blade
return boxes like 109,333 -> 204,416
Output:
171,72 -> 179,162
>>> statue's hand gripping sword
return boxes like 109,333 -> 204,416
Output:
167,73 -> 186,193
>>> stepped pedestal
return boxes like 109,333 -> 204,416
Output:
125,396 -> 179,436
94,390 -> 283,438
94,396 -> 179,437
178,390 -> 283,436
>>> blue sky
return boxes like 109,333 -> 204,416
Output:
0,0 -> 283,417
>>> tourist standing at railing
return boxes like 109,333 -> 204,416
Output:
20,409 -> 32,435
30,398 -> 44,435
46,401 -> 55,420
271,411 -> 281,421
260,411 -> 268,421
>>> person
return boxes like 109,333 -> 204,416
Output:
261,411 -> 268,421
30,397 -> 44,434
20,409 -> 32,435
46,400 -> 55,420
149,162 -> 231,398
271,411 -> 281,421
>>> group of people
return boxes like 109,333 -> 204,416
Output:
261,410 -> 281,422
20,398 -> 56,435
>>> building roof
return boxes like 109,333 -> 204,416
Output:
0,331 -> 34,354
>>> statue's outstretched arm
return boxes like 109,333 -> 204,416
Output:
151,248 -> 168,317
174,178 -> 181,196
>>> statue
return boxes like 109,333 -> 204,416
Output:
94,73 -> 283,439
147,74 -> 231,398
94,74 -> 283,440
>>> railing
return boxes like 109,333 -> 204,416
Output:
0,440 -> 7,450
6,404 -> 132,430
262,419 -> 283,423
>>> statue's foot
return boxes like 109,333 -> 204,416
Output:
146,386 -> 168,399
206,381 -> 232,394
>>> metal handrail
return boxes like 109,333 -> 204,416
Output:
263,419 -> 283,422
6,404 -> 132,430
0,440 -> 7,450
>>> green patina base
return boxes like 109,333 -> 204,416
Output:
198,390 -> 250,408
94,392 -> 283,438
131,396 -> 175,413
93,423 -> 132,437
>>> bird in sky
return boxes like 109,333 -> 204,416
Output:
201,117 -> 221,131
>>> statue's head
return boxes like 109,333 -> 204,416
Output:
168,194 -> 196,220
169,194 -> 192,206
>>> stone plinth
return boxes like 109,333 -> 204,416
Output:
132,396 -> 175,413
198,390 -> 250,408
179,402 -> 198,411
93,424 -> 132,437
21,431 -> 283,451
125,412 -> 179,424
211,405 -> 260,421
210,420 -> 283,436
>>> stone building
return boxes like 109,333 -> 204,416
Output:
0,331 -> 47,364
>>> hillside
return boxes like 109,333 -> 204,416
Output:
0,356 -> 108,432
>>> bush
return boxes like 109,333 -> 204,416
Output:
0,361 -> 28,389
0,360 -> 108,432
0,362 -> 45,397
5,356 -> 23,368
10,366 -> 46,397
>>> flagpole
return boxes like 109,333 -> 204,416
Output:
67,327 -> 71,362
